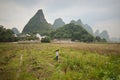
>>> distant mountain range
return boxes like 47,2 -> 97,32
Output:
20,9 -> 111,42
12,27 -> 20,35
50,23 -> 94,42
69,19 -> 110,41
94,30 -> 110,41
53,18 -> 110,41
70,19 -> 93,35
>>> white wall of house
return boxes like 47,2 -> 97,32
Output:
36,33 -> 46,40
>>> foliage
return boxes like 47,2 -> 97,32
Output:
26,35 -> 39,40
41,36 -> 51,43
95,36 -> 107,42
18,34 -> 39,41
50,23 -> 94,42
0,25 -> 18,42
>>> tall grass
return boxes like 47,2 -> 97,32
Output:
0,43 -> 120,80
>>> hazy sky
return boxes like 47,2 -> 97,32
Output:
0,0 -> 120,38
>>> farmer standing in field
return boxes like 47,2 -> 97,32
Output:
55,49 -> 59,61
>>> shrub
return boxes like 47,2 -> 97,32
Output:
41,36 -> 50,43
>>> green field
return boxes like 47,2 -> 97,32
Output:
0,43 -> 120,80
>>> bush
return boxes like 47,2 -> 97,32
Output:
41,36 -> 50,43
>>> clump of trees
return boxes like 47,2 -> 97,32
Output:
95,36 -> 107,42
41,36 -> 50,43
18,34 -> 39,41
0,25 -> 18,42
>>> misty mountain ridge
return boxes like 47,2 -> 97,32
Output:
12,27 -> 20,35
53,18 -> 65,28
99,30 -> 110,41
69,19 -> 110,41
53,18 -> 94,36
94,30 -> 100,37
50,23 -> 94,42
70,19 -> 93,35
70,19 -> 83,26
21,9 -> 110,42
94,30 -> 110,41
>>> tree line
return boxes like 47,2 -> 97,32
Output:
0,24 -> 106,43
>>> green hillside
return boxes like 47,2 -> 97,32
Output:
50,23 -> 94,42
22,9 -> 51,35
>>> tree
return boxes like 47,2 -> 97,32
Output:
95,36 -> 101,42
0,25 -> 18,42
41,36 -> 50,43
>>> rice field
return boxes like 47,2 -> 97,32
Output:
0,42 -> 120,80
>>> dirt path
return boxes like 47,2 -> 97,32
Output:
16,54 -> 23,80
